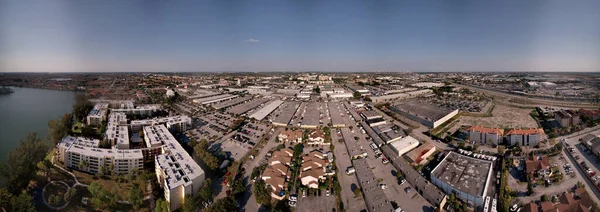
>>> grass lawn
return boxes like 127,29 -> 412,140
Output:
72,122 -> 83,134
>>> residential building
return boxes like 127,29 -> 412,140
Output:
86,103 -> 109,126
525,155 -> 551,180
56,136 -> 143,175
579,108 -> 600,120
151,125 -> 205,211
467,126 -> 504,145
111,104 -> 161,116
522,188 -> 593,212
130,115 -> 192,132
306,129 -> 326,145
555,110 -> 581,127
105,112 -> 130,149
277,129 -> 303,144
300,150 -> 333,189
262,148 -> 294,200
506,128 -> 544,146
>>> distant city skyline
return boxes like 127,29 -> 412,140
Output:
1,0 -> 599,73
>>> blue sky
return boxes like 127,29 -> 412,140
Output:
1,0 -> 599,72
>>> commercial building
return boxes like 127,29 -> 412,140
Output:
404,143 -> 436,165
347,85 -> 370,96
327,102 -> 346,128
227,98 -> 269,115
389,100 -> 459,129
340,128 -> 367,159
300,102 -> 322,129
211,96 -> 253,110
431,152 -> 493,206
328,93 -> 353,99
370,89 -> 433,103
86,103 -> 109,126
360,110 -> 382,120
467,126 -> 504,145
192,94 -> 237,105
581,134 -> 600,159
555,110 -> 581,127
249,100 -> 284,121
151,125 -> 205,211
411,82 -> 444,88
272,102 -> 300,126
372,125 -> 404,144
352,158 -> 394,212
389,136 -> 420,156
506,128 -> 544,146
56,136 -> 143,175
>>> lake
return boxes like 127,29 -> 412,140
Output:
0,87 -> 75,161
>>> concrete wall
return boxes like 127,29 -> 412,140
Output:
432,109 -> 459,129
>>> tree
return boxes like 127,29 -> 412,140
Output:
10,193 -> 35,212
232,180 -> 245,196
155,198 -> 168,212
49,194 -> 61,206
199,179 -> 213,201
353,91 -> 361,99
47,113 -> 72,145
353,187 -> 361,197
253,179 -> 271,205
0,188 -> 13,210
498,146 -> 506,156
313,87 -> 321,94
72,93 -> 92,121
182,195 -> 196,212
541,194 -> 549,202
0,133 -> 48,194
64,187 -> 77,202
204,197 -> 238,212
128,184 -> 143,210
42,159 -> 53,177
527,181 -> 534,195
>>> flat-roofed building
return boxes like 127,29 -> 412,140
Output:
467,126 -> 504,145
272,102 -> 301,126
360,110 -> 382,120
105,112 -> 130,149
227,98 -> 269,115
506,128 -> 544,146
327,102 -> 346,128
192,94 -> 237,105
405,143 -> 436,165
150,125 -> 205,211
212,96 -> 253,110
389,100 -> 459,129
87,103 -> 109,126
110,104 -> 161,116
57,136 -> 143,175
431,152 -> 493,206
249,100 -> 284,121
370,89 -> 433,103
300,102 -> 322,129
389,136 -> 420,156
555,110 -> 581,127
130,115 -> 192,133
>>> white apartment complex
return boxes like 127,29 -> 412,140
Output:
149,125 -> 205,211
130,115 -> 192,132
105,112 -> 130,149
56,136 -> 143,175
111,104 -> 161,116
86,103 -> 109,126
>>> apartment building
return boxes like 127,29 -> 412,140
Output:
86,103 -> 109,126
150,125 -> 205,211
56,136 -> 143,175
130,115 -> 192,132
110,104 -> 161,116
261,148 -> 293,200
300,150 -> 332,189
105,112 -> 130,149
277,129 -> 303,144
467,126 -> 504,145
555,110 -> 581,127
506,128 -> 544,146
306,129 -> 326,145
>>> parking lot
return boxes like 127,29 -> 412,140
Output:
296,193 -> 337,212
330,131 -> 366,212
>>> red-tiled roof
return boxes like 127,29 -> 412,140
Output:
467,126 -> 504,135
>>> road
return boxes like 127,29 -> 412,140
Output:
562,130 -> 600,205
238,127 -> 282,212
454,84 -> 599,109
331,129 -> 367,212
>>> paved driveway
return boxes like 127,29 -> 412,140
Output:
331,131 -> 366,212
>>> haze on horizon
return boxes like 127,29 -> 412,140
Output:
1,0 -> 599,73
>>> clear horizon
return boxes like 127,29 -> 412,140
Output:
1,0 -> 600,73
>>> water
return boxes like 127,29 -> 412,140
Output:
0,87 -> 75,161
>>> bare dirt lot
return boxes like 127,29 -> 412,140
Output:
448,104 -> 539,134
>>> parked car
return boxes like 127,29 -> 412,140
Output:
382,158 -> 389,164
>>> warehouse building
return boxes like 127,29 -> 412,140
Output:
272,102 -> 301,126
431,152 -> 493,207
389,100 -> 459,129
249,100 -> 284,121
389,136 -> 420,156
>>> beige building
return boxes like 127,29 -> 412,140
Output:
506,128 -> 544,146
467,126 -> 504,145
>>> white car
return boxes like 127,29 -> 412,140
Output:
326,190 -> 330,196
